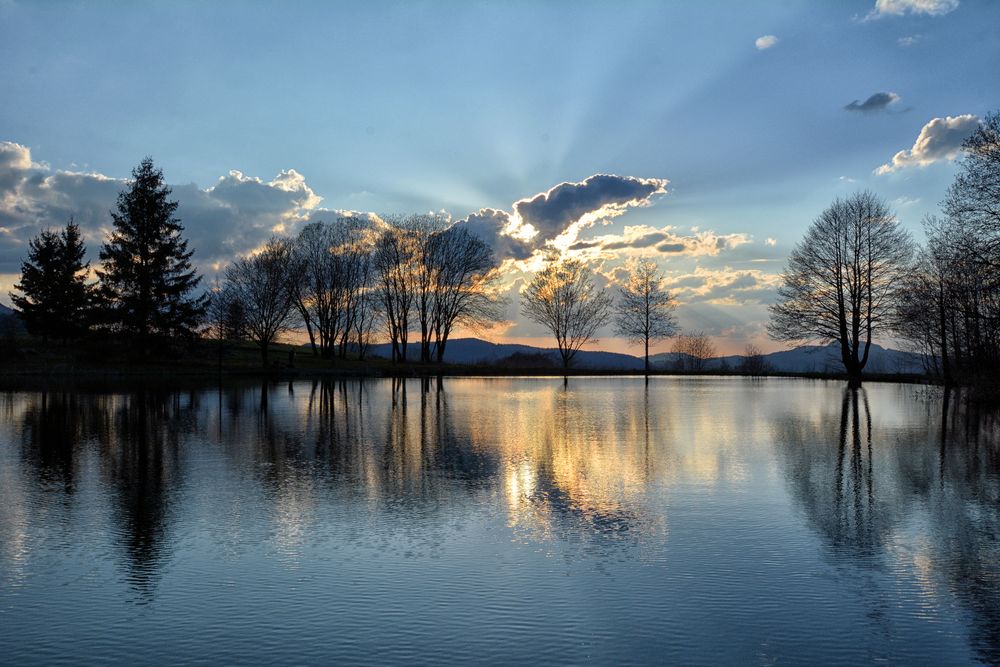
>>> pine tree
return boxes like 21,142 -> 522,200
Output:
97,157 -> 207,347
10,218 -> 92,342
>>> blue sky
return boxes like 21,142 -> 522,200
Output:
1,0 -> 998,352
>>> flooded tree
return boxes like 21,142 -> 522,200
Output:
520,258 -> 612,369
10,218 -> 92,342
614,258 -> 677,373
769,191 -> 913,387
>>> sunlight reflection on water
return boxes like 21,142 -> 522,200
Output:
0,377 -> 998,664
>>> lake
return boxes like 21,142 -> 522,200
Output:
1,377 -> 998,664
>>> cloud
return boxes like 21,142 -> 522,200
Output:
0,141 -> 329,274
663,266 -> 783,306
897,35 -> 921,47
867,0 -> 958,18
875,114 -> 979,174
512,174 -> 668,242
453,208 -> 534,261
569,224 -> 752,259
755,35 -> 778,50
844,92 -> 901,113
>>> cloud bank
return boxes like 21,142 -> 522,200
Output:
0,141 -> 336,274
875,114 -> 979,174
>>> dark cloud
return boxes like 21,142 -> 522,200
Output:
655,242 -> 687,253
513,174 -> 667,241
844,92 -> 900,113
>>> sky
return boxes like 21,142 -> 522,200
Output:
1,0 -> 998,354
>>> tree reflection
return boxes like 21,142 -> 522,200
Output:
777,386 -> 1000,662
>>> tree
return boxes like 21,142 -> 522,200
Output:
671,332 -> 716,371
768,191 -> 913,387
372,221 -> 417,362
520,258 -> 612,370
738,343 -> 771,376
428,225 -> 505,362
614,258 -> 677,372
97,157 -> 206,347
943,110 -> 1000,252
10,218 -> 92,341
223,238 -> 297,365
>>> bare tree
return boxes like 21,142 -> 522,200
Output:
768,191 -> 913,387
428,225 -> 506,362
614,258 -> 677,372
672,332 -> 716,371
520,258 -> 612,370
372,220 -> 417,362
224,238 -> 297,365
738,343 -> 771,376
944,110 -> 1000,255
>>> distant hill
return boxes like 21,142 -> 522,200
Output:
651,341 -> 926,375
364,337 -> 926,374
0,304 -> 13,317
368,338 -> 647,370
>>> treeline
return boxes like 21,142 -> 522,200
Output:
6,157 -> 686,372
895,110 -> 1000,389
214,213 -> 506,365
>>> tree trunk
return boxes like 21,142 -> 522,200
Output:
260,342 -> 269,367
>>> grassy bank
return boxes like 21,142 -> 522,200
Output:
0,335 -> 938,391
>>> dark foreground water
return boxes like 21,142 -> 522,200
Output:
1,377 -> 998,665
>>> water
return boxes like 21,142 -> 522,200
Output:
0,377 -> 998,665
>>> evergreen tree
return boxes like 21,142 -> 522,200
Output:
10,218 -> 92,341
97,157 -> 207,346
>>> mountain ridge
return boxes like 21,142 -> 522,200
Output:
363,337 -> 926,374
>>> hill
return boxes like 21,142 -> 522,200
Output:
364,337 -> 926,374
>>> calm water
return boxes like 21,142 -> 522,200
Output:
1,377 -> 998,665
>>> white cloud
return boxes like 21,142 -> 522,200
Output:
897,35 -> 921,47
867,0 -> 958,19
0,141 -> 335,274
765,238 -> 777,247
755,35 -> 778,50
875,114 -> 979,174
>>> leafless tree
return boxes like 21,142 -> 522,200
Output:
768,191 -> 913,387
293,218 -> 372,360
520,258 -> 612,369
614,258 -> 677,373
372,219 -> 417,362
672,332 -> 716,371
223,237 -> 297,365
428,225 -> 506,362
944,110 -> 1000,257
738,343 -> 771,376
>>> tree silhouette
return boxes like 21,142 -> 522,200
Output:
97,157 -> 206,349
520,258 -> 612,370
10,218 -> 92,342
614,258 -> 677,372
223,237 -> 298,365
769,191 -> 913,387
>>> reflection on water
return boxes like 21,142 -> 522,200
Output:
0,378 -> 998,664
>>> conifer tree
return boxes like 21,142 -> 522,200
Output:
97,157 -> 206,347
10,218 -> 92,341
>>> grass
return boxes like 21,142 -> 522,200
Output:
0,333 -> 937,390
